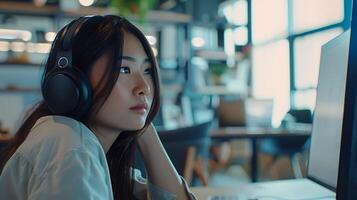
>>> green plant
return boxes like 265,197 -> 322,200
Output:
110,0 -> 157,22
209,63 -> 228,85
210,63 -> 228,76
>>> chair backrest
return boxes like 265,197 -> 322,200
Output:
158,121 -> 212,176
217,98 -> 274,127
217,98 -> 245,126
288,109 -> 313,123
260,109 -> 313,156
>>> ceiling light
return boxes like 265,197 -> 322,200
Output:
0,29 -> 32,41
79,0 -> 94,7
45,32 -> 56,42
191,37 -> 206,48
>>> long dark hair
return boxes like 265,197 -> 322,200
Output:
0,15 -> 161,200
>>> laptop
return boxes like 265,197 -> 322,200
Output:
244,98 -> 274,128
208,29 -> 351,200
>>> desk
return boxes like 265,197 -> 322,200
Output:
210,125 -> 311,182
191,178 -> 335,200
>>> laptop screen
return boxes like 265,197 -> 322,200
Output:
308,30 -> 350,190
244,99 -> 273,128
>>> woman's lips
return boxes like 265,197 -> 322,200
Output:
129,104 -> 147,114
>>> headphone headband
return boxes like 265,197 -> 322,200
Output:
62,16 -> 92,51
55,16 -> 93,68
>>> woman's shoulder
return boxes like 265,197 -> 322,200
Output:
27,115 -> 98,150
15,115 -> 104,174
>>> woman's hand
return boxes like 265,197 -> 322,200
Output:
143,123 -> 156,135
135,123 -> 191,200
137,123 -> 157,149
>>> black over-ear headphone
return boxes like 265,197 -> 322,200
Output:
42,16 -> 93,119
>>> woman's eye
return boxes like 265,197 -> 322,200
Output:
144,68 -> 153,75
119,67 -> 130,74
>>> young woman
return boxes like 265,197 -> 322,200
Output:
0,15 -> 197,200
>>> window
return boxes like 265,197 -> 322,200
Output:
294,28 -> 343,89
233,26 -> 248,46
246,0 -> 346,123
220,0 -> 249,47
252,39 -> 290,127
293,0 -> 344,33
220,0 -> 248,26
293,89 -> 316,111
252,0 -> 288,44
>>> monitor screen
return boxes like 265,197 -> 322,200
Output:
308,29 -> 350,190
337,1 -> 357,198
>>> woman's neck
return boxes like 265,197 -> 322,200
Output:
90,123 -> 121,154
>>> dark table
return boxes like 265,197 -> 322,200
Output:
210,125 -> 312,182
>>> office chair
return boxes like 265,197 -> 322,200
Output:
160,121 -> 212,186
207,98 -> 249,178
210,98 -> 251,176
260,109 -> 312,178
134,121 -> 212,186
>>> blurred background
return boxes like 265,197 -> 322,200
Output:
0,0 -> 351,188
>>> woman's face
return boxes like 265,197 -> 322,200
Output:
90,31 -> 154,132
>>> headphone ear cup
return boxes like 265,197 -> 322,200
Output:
73,66 -> 93,117
42,67 -> 92,118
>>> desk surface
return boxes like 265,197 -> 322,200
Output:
211,124 -> 312,140
191,178 -> 335,200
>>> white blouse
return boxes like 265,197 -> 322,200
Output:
0,115 -> 196,200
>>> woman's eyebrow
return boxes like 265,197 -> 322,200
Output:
118,56 -> 150,63
119,56 -> 135,62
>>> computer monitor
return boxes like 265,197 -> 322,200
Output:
337,1 -> 357,199
307,29 -> 350,191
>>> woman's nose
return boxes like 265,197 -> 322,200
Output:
132,75 -> 151,96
